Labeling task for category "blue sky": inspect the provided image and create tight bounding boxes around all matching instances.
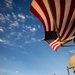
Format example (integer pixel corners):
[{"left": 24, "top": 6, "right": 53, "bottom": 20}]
[{"left": 0, "top": 0, "right": 75, "bottom": 75}]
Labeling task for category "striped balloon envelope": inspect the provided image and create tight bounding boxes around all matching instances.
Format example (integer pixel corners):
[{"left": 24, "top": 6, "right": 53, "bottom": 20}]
[{"left": 30, "top": 0, "right": 75, "bottom": 51}]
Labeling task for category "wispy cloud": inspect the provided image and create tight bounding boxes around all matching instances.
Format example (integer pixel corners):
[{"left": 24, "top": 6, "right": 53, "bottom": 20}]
[
  {"left": 12, "top": 12, "right": 17, "bottom": 20},
  {"left": 69, "top": 49, "right": 75, "bottom": 53},
  {"left": 25, "top": 40, "right": 31, "bottom": 44},
  {"left": 0, "top": 6, "right": 42, "bottom": 49},
  {"left": 38, "top": 25, "right": 41, "bottom": 28},
  {"left": 15, "top": 32, "right": 23, "bottom": 40},
  {"left": 31, "top": 38, "right": 41, "bottom": 42},
  {"left": 30, "top": 27, "right": 36, "bottom": 32},
  {"left": 22, "top": 25, "right": 37, "bottom": 33},
  {"left": 10, "top": 32, "right": 15, "bottom": 35},
  {"left": 0, "top": 26, "right": 4, "bottom": 32},
  {"left": 17, "top": 14, "right": 25, "bottom": 22},
  {"left": 4, "top": 0, "right": 13, "bottom": 9},
  {"left": 0, "top": 13, "right": 5, "bottom": 23},
  {"left": 0, "top": 39, "right": 14, "bottom": 46},
  {"left": 18, "top": 14, "right": 25, "bottom": 20},
  {"left": 0, "top": 68, "right": 25, "bottom": 75},
  {"left": 0, "top": 13, "right": 5, "bottom": 20},
  {"left": 10, "top": 21, "right": 19, "bottom": 27},
  {"left": 25, "top": 15, "right": 35, "bottom": 20},
  {"left": 5, "top": 14, "right": 11, "bottom": 21},
  {"left": 0, "top": 39, "right": 5, "bottom": 42}
]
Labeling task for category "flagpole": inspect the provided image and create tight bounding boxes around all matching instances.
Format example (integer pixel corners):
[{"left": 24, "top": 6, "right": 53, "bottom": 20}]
[{"left": 58, "top": 35, "right": 75, "bottom": 46}]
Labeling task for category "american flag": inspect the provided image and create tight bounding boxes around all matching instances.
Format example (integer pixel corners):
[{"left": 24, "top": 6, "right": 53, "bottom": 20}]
[{"left": 30, "top": 0, "right": 75, "bottom": 51}]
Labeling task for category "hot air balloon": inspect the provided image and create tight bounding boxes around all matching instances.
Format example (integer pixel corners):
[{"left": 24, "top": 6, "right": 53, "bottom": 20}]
[
  {"left": 69, "top": 55, "right": 75, "bottom": 73},
  {"left": 30, "top": 0, "right": 75, "bottom": 51}
]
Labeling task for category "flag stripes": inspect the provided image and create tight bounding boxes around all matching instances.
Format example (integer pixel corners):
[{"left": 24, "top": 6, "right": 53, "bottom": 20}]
[
  {"left": 30, "top": 0, "right": 75, "bottom": 51},
  {"left": 36, "top": 0, "right": 51, "bottom": 31},
  {"left": 30, "top": 0, "right": 55, "bottom": 31},
  {"left": 60, "top": 0, "right": 75, "bottom": 40},
  {"left": 59, "top": 0, "right": 65, "bottom": 34},
  {"left": 50, "top": 0, "right": 75, "bottom": 51}
]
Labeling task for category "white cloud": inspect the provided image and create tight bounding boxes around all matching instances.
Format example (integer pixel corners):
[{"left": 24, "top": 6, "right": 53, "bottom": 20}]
[
  {"left": 18, "top": 14, "right": 25, "bottom": 22},
  {"left": 38, "top": 25, "right": 41, "bottom": 28},
  {"left": 25, "top": 41, "right": 31, "bottom": 44},
  {"left": 0, "top": 69, "right": 25, "bottom": 75},
  {"left": 0, "top": 39, "right": 14, "bottom": 46},
  {"left": 0, "top": 13, "right": 5, "bottom": 20},
  {"left": 0, "top": 13, "right": 5, "bottom": 23},
  {"left": 30, "top": 28, "right": 36, "bottom": 32},
  {"left": 69, "top": 49, "right": 75, "bottom": 53},
  {"left": 0, "top": 39, "right": 4, "bottom": 42},
  {"left": 5, "top": 14, "right": 10, "bottom": 21},
  {"left": 0, "top": 27, "right": 4, "bottom": 32},
  {"left": 26, "top": 15, "right": 35, "bottom": 20},
  {"left": 15, "top": 32, "right": 23, "bottom": 40},
  {"left": 31, "top": 38, "right": 41, "bottom": 42},
  {"left": 23, "top": 25, "right": 37, "bottom": 33},
  {"left": 10, "top": 32, "right": 15, "bottom": 35},
  {"left": 4, "top": 0, "right": 13, "bottom": 9},
  {"left": 25, "top": 26, "right": 31, "bottom": 29},
  {"left": 16, "top": 70, "right": 19, "bottom": 73},
  {"left": 31, "top": 38, "right": 36, "bottom": 42},
  {"left": 11, "top": 21, "right": 19, "bottom": 27},
  {"left": 18, "top": 14, "right": 25, "bottom": 19},
  {"left": 37, "top": 39, "right": 41, "bottom": 42},
  {"left": 12, "top": 12, "right": 17, "bottom": 19}
]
